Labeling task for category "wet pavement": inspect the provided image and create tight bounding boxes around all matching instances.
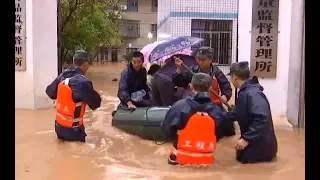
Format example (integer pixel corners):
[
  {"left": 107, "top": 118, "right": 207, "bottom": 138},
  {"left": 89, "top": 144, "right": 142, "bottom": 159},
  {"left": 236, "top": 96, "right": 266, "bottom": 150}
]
[{"left": 15, "top": 63, "right": 305, "bottom": 180}]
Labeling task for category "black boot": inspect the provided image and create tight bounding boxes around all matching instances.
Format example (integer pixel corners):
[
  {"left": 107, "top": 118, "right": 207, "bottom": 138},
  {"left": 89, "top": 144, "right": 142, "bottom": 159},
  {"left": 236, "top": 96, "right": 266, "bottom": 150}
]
[{"left": 167, "top": 154, "right": 179, "bottom": 165}]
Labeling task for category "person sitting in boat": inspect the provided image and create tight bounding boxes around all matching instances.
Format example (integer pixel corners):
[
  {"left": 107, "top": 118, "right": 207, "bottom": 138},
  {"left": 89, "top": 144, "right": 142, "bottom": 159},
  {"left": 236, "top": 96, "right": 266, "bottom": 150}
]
[
  {"left": 225, "top": 62, "right": 278, "bottom": 164},
  {"left": 147, "top": 63, "right": 161, "bottom": 101},
  {"left": 172, "top": 46, "right": 235, "bottom": 136},
  {"left": 117, "top": 51, "right": 151, "bottom": 108},
  {"left": 161, "top": 72, "right": 233, "bottom": 165},
  {"left": 147, "top": 63, "right": 161, "bottom": 91},
  {"left": 150, "top": 56, "right": 180, "bottom": 107}
]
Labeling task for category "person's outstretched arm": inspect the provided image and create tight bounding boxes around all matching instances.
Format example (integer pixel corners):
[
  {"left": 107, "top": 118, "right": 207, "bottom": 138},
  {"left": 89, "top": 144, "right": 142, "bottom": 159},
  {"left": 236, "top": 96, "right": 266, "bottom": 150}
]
[
  {"left": 172, "top": 69, "right": 193, "bottom": 88},
  {"left": 161, "top": 99, "right": 193, "bottom": 139},
  {"left": 75, "top": 79, "right": 101, "bottom": 110},
  {"left": 225, "top": 106, "right": 237, "bottom": 121},
  {"left": 117, "top": 69, "right": 131, "bottom": 105}
]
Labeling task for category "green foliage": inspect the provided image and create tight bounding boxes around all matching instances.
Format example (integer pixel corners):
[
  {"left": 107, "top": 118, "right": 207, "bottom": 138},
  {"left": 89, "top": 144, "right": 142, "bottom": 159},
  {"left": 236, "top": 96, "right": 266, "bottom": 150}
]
[
  {"left": 123, "top": 53, "right": 132, "bottom": 63},
  {"left": 59, "top": 0, "right": 123, "bottom": 61}
]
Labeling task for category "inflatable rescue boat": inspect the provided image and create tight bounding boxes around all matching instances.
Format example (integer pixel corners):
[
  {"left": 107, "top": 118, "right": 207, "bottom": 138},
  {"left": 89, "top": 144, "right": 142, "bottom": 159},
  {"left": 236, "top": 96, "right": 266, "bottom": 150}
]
[
  {"left": 111, "top": 54, "right": 197, "bottom": 141},
  {"left": 111, "top": 107, "right": 170, "bottom": 142}
]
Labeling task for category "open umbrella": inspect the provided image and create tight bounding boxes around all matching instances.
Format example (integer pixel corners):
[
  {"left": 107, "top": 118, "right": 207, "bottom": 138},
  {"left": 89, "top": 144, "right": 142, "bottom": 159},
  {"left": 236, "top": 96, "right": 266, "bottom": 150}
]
[
  {"left": 141, "top": 41, "right": 192, "bottom": 64},
  {"left": 149, "top": 36, "right": 204, "bottom": 62},
  {"left": 140, "top": 41, "right": 165, "bottom": 63},
  {"left": 158, "top": 54, "right": 197, "bottom": 75}
]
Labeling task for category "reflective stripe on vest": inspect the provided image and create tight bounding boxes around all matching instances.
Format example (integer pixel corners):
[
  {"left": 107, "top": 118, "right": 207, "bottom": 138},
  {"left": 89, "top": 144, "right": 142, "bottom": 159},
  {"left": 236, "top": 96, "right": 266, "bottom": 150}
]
[
  {"left": 171, "top": 148, "right": 213, "bottom": 157},
  {"left": 56, "top": 102, "right": 83, "bottom": 124},
  {"left": 55, "top": 75, "right": 86, "bottom": 128},
  {"left": 173, "top": 112, "right": 216, "bottom": 164},
  {"left": 170, "top": 147, "right": 214, "bottom": 165}
]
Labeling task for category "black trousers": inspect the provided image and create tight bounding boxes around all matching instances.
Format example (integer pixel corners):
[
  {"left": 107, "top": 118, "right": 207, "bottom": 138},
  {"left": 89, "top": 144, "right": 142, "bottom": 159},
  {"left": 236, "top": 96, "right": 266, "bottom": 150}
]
[
  {"left": 55, "top": 121, "right": 87, "bottom": 142},
  {"left": 151, "top": 75, "right": 177, "bottom": 106}
]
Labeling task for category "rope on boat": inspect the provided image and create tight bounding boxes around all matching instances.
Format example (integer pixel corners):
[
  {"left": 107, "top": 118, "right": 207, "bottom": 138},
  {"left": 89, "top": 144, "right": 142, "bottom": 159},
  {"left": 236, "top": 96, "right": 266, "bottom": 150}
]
[{"left": 145, "top": 107, "right": 166, "bottom": 145}]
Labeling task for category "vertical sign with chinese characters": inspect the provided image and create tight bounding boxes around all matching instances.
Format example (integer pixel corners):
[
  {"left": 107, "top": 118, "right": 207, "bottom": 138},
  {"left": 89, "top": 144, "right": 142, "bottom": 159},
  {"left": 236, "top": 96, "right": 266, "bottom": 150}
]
[
  {"left": 15, "top": 0, "right": 26, "bottom": 71},
  {"left": 250, "top": 0, "right": 279, "bottom": 78}
]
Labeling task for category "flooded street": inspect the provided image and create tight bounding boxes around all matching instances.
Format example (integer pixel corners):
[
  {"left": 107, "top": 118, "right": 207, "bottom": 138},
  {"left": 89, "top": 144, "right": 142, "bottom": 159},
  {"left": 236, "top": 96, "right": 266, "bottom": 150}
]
[{"left": 15, "top": 63, "right": 305, "bottom": 180}]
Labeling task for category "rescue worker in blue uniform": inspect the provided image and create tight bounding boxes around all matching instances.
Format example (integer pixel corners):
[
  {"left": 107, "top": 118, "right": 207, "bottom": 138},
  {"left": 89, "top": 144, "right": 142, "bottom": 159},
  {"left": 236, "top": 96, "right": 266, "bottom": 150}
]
[
  {"left": 225, "top": 61, "right": 278, "bottom": 163},
  {"left": 162, "top": 73, "right": 234, "bottom": 165},
  {"left": 46, "top": 50, "right": 101, "bottom": 142},
  {"left": 173, "top": 47, "right": 235, "bottom": 137},
  {"left": 118, "top": 51, "right": 151, "bottom": 108}
]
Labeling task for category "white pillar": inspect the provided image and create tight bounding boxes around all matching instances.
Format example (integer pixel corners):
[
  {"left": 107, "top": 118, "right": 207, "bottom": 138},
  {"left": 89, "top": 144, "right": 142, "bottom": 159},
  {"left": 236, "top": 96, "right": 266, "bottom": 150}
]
[
  {"left": 286, "top": 0, "right": 305, "bottom": 126},
  {"left": 15, "top": 0, "right": 57, "bottom": 109}
]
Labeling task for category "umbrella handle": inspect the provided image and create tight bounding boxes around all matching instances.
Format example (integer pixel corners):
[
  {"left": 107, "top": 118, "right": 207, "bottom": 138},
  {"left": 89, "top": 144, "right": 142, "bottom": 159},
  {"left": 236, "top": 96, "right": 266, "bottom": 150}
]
[{"left": 179, "top": 62, "right": 233, "bottom": 110}]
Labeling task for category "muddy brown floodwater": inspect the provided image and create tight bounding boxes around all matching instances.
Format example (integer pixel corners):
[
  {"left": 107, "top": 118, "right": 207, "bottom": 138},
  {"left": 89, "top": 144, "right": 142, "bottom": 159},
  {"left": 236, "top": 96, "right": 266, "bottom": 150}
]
[{"left": 15, "top": 63, "right": 305, "bottom": 180}]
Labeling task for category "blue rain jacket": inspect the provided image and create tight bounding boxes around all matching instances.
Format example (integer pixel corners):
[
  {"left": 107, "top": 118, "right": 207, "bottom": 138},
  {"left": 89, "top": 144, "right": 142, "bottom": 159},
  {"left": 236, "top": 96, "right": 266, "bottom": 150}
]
[
  {"left": 172, "top": 64, "right": 232, "bottom": 101},
  {"left": 117, "top": 63, "right": 150, "bottom": 104},
  {"left": 45, "top": 66, "right": 101, "bottom": 142},
  {"left": 161, "top": 92, "right": 233, "bottom": 148},
  {"left": 225, "top": 77, "right": 278, "bottom": 163}
]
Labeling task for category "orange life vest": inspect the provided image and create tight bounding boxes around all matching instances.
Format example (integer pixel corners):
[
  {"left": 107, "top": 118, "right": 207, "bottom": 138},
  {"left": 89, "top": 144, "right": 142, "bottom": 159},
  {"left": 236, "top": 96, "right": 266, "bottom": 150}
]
[
  {"left": 55, "top": 76, "right": 86, "bottom": 128},
  {"left": 209, "top": 75, "right": 221, "bottom": 104},
  {"left": 170, "top": 112, "right": 217, "bottom": 165}
]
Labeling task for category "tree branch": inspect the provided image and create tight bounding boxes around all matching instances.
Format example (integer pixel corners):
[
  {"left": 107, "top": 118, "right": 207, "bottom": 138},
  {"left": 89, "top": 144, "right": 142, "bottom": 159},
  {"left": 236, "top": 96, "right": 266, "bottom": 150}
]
[{"left": 60, "top": 0, "right": 82, "bottom": 32}]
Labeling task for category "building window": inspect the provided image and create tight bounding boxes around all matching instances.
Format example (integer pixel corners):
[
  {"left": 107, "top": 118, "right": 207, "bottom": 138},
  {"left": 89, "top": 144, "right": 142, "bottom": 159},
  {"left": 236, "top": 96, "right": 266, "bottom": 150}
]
[
  {"left": 152, "top": 0, "right": 158, "bottom": 12},
  {"left": 118, "top": 19, "right": 140, "bottom": 37},
  {"left": 126, "top": 48, "right": 138, "bottom": 55},
  {"left": 191, "top": 19, "right": 233, "bottom": 65},
  {"left": 128, "top": 24, "right": 134, "bottom": 31},
  {"left": 151, "top": 24, "right": 157, "bottom": 37},
  {"left": 99, "top": 47, "right": 109, "bottom": 62},
  {"left": 127, "top": 0, "right": 138, "bottom": 12}
]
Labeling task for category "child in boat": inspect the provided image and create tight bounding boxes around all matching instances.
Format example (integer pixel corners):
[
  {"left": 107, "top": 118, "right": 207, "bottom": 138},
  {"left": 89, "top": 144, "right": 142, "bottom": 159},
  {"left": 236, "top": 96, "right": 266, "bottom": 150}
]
[{"left": 147, "top": 64, "right": 161, "bottom": 91}]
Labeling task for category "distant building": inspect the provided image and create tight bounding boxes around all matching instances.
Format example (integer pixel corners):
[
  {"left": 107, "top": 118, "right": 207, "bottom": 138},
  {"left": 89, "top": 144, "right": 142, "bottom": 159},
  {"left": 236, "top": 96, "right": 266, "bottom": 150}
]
[
  {"left": 97, "top": 0, "right": 158, "bottom": 62},
  {"left": 157, "top": 0, "right": 238, "bottom": 73}
]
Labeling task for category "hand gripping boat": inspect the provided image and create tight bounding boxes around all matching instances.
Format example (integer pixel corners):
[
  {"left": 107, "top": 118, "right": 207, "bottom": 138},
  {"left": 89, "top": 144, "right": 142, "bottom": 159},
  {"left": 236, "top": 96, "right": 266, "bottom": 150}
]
[{"left": 111, "top": 107, "right": 171, "bottom": 142}]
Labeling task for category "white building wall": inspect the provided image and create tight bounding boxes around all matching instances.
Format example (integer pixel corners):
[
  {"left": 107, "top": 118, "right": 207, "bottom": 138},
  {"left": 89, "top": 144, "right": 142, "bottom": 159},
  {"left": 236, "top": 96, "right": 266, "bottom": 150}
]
[
  {"left": 158, "top": 0, "right": 304, "bottom": 122},
  {"left": 238, "top": 0, "right": 293, "bottom": 116},
  {"left": 286, "top": 0, "right": 305, "bottom": 126},
  {"left": 170, "top": 0, "right": 238, "bottom": 13},
  {"left": 15, "top": 0, "right": 57, "bottom": 109},
  {"left": 157, "top": 0, "right": 171, "bottom": 41},
  {"left": 157, "top": 0, "right": 238, "bottom": 73}
]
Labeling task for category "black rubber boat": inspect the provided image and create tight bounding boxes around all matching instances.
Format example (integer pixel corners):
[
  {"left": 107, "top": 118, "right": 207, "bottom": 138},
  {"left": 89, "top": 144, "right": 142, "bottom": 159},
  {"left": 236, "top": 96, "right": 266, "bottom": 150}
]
[{"left": 111, "top": 107, "right": 170, "bottom": 142}]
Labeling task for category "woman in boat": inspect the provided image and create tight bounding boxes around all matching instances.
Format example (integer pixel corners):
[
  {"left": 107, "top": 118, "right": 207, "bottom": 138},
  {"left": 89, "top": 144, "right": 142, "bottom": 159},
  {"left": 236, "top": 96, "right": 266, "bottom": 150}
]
[
  {"left": 151, "top": 56, "right": 179, "bottom": 107},
  {"left": 147, "top": 64, "right": 161, "bottom": 91}
]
